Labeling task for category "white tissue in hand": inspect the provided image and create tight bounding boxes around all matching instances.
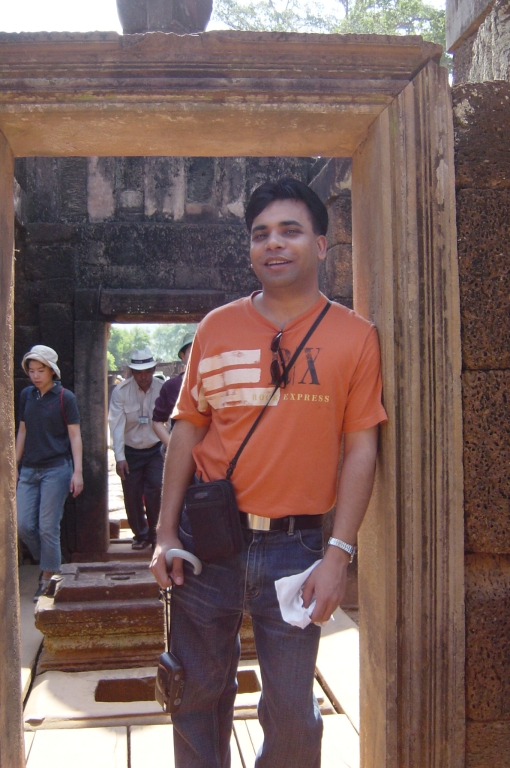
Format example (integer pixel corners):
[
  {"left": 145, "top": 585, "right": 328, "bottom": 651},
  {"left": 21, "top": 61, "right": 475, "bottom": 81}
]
[{"left": 275, "top": 560, "right": 333, "bottom": 629}]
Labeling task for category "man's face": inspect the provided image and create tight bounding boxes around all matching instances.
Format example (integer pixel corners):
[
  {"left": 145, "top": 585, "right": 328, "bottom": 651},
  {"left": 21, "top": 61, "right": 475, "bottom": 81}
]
[
  {"left": 132, "top": 366, "right": 155, "bottom": 392},
  {"left": 180, "top": 345, "right": 192, "bottom": 366},
  {"left": 249, "top": 199, "right": 327, "bottom": 293}
]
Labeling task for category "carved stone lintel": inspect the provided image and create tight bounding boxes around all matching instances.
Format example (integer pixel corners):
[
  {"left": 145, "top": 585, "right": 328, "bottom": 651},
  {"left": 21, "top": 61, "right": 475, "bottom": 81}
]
[{"left": 99, "top": 288, "right": 225, "bottom": 322}]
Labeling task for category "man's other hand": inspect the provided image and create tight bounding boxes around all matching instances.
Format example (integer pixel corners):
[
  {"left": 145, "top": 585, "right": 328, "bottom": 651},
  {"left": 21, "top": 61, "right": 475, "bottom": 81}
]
[
  {"left": 116, "top": 460, "right": 129, "bottom": 480},
  {"left": 301, "top": 546, "right": 351, "bottom": 623},
  {"left": 150, "top": 536, "right": 185, "bottom": 589}
]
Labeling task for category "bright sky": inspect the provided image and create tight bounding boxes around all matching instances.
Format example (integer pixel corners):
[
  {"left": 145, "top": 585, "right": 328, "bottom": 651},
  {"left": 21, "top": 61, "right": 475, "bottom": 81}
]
[{"left": 1, "top": 0, "right": 444, "bottom": 34}]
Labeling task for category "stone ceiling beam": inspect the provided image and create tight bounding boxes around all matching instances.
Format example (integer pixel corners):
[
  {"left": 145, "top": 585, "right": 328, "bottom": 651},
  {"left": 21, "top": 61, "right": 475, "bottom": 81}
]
[{"left": 0, "top": 31, "right": 442, "bottom": 158}]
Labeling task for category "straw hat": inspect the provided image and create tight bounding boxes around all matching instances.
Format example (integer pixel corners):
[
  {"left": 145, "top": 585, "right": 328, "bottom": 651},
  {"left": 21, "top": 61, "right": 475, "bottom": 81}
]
[{"left": 128, "top": 348, "right": 157, "bottom": 371}]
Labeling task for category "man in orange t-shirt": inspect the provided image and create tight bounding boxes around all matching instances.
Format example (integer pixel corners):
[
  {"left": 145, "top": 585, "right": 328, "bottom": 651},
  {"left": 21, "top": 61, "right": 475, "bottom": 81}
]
[{"left": 151, "top": 178, "right": 387, "bottom": 768}]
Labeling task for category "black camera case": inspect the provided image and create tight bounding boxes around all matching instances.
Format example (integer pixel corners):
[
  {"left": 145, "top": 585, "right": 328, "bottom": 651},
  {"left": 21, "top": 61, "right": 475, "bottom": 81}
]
[{"left": 155, "top": 650, "right": 185, "bottom": 714}]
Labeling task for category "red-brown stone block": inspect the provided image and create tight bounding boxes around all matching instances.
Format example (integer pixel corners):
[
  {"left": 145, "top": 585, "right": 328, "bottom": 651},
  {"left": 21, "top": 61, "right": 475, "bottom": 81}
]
[
  {"left": 462, "top": 371, "right": 510, "bottom": 553},
  {"left": 462, "top": 371, "right": 510, "bottom": 554},
  {"left": 466, "top": 721, "right": 510, "bottom": 768},
  {"left": 453, "top": 82, "right": 510, "bottom": 190},
  {"left": 327, "top": 191, "right": 352, "bottom": 247},
  {"left": 456, "top": 189, "right": 510, "bottom": 278},
  {"left": 325, "top": 244, "right": 353, "bottom": 300},
  {"left": 460, "top": 275, "right": 510, "bottom": 370},
  {"left": 465, "top": 554, "right": 510, "bottom": 720}
]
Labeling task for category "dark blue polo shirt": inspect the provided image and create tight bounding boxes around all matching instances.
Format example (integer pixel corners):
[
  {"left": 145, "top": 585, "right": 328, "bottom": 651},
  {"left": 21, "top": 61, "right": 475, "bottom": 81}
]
[{"left": 19, "top": 383, "right": 80, "bottom": 468}]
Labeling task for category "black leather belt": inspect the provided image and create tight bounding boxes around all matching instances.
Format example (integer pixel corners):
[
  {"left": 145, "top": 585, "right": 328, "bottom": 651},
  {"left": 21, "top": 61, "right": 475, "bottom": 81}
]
[{"left": 239, "top": 512, "right": 324, "bottom": 532}]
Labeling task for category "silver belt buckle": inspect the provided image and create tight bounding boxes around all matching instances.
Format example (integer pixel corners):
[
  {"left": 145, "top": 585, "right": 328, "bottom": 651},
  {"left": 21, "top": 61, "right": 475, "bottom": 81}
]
[{"left": 246, "top": 513, "right": 272, "bottom": 531}]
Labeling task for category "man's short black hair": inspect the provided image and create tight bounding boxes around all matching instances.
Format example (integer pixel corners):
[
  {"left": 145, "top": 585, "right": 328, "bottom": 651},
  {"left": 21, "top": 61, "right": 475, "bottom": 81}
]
[{"left": 245, "top": 177, "right": 328, "bottom": 236}]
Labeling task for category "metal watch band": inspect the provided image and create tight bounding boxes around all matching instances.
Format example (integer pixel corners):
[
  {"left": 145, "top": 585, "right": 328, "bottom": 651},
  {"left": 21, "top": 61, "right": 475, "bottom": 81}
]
[{"left": 328, "top": 537, "right": 357, "bottom": 561}]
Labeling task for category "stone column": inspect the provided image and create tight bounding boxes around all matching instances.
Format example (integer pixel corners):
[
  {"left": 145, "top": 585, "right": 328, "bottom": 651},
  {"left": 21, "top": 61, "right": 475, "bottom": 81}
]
[
  {"left": 73, "top": 321, "right": 109, "bottom": 556},
  {"left": 0, "top": 131, "right": 24, "bottom": 765},
  {"left": 352, "top": 61, "right": 465, "bottom": 768}
]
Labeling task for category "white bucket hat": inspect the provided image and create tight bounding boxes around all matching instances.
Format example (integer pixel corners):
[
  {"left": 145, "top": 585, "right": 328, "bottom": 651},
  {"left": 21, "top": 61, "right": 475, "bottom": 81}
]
[
  {"left": 22, "top": 345, "right": 61, "bottom": 379},
  {"left": 128, "top": 347, "right": 157, "bottom": 371}
]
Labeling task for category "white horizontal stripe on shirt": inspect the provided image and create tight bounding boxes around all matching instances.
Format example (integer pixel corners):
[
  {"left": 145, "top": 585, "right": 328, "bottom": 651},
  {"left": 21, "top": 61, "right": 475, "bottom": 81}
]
[
  {"left": 198, "top": 349, "right": 261, "bottom": 375},
  {"left": 206, "top": 387, "right": 280, "bottom": 410},
  {"left": 201, "top": 367, "right": 262, "bottom": 393}
]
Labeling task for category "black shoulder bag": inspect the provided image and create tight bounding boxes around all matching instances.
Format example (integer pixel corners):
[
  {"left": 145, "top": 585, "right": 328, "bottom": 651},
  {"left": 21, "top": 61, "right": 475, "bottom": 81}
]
[{"left": 184, "top": 301, "right": 331, "bottom": 561}]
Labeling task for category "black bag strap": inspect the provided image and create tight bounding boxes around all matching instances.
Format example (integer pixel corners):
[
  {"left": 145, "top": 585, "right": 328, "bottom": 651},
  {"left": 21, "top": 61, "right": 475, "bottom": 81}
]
[{"left": 225, "top": 300, "right": 331, "bottom": 480}]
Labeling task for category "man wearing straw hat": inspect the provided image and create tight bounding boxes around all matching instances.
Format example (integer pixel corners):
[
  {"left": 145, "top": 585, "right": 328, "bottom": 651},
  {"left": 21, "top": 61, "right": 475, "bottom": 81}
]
[{"left": 108, "top": 347, "right": 164, "bottom": 550}]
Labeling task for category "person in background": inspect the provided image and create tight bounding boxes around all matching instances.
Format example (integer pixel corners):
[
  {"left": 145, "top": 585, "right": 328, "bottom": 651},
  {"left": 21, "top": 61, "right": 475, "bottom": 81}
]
[
  {"left": 152, "top": 331, "right": 195, "bottom": 449},
  {"left": 108, "top": 347, "right": 164, "bottom": 550},
  {"left": 16, "top": 345, "right": 83, "bottom": 602}
]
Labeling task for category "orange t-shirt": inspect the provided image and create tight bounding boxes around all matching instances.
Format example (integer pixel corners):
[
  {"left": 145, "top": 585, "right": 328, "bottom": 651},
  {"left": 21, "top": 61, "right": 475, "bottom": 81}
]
[{"left": 173, "top": 293, "right": 387, "bottom": 518}]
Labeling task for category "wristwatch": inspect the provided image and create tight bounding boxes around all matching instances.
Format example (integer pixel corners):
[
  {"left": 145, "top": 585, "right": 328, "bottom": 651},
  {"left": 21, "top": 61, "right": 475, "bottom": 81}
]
[{"left": 328, "top": 537, "right": 357, "bottom": 562}]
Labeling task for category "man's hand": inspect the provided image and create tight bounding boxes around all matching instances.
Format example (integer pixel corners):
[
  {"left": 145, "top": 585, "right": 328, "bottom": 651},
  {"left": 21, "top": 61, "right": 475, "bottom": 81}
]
[
  {"left": 301, "top": 546, "right": 351, "bottom": 623},
  {"left": 150, "top": 535, "right": 185, "bottom": 589},
  {"left": 70, "top": 470, "right": 84, "bottom": 497},
  {"left": 116, "top": 460, "right": 129, "bottom": 480}
]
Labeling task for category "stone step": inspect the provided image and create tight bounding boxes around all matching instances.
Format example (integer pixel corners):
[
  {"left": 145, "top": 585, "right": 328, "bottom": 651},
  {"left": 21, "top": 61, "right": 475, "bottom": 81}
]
[{"left": 34, "top": 562, "right": 164, "bottom": 673}]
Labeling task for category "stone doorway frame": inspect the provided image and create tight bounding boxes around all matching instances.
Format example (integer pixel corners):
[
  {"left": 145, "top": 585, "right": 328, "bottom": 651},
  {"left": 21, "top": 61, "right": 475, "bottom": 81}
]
[{"left": 0, "top": 31, "right": 464, "bottom": 768}]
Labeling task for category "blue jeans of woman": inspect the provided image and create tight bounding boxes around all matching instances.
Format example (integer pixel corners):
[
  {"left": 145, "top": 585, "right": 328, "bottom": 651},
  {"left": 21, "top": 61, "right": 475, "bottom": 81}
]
[
  {"left": 16, "top": 460, "right": 73, "bottom": 573},
  {"left": 170, "top": 508, "right": 324, "bottom": 768}
]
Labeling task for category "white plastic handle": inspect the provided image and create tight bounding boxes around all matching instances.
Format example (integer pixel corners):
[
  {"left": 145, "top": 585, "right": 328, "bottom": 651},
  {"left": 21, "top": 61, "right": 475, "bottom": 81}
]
[{"left": 165, "top": 548, "right": 202, "bottom": 576}]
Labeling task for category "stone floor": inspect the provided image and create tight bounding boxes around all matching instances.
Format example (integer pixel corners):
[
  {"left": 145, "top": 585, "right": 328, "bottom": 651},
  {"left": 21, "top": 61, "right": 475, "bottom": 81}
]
[
  {"left": 21, "top": 570, "right": 360, "bottom": 766},
  {"left": 24, "top": 714, "right": 359, "bottom": 767},
  {"left": 20, "top": 449, "right": 361, "bottom": 766}
]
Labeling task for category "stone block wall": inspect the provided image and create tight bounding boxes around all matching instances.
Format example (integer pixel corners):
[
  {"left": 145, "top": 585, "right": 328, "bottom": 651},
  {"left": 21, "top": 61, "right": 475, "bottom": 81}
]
[
  {"left": 311, "top": 158, "right": 353, "bottom": 309},
  {"left": 453, "top": 81, "right": 510, "bottom": 767},
  {"left": 451, "top": 0, "right": 510, "bottom": 83}
]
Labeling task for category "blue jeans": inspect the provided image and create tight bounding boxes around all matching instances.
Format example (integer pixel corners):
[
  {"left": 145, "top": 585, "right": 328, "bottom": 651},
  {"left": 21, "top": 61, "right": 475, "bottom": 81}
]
[
  {"left": 17, "top": 461, "right": 73, "bottom": 573},
  {"left": 171, "top": 509, "right": 324, "bottom": 768}
]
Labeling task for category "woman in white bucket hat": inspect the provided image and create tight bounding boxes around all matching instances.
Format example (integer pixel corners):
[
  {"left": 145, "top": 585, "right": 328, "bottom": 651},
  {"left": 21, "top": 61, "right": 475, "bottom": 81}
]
[{"left": 16, "top": 345, "right": 83, "bottom": 602}]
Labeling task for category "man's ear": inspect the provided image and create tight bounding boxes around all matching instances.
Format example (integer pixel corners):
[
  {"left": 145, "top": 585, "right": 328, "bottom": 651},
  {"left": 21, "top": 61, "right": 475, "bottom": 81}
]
[{"left": 317, "top": 235, "right": 328, "bottom": 262}]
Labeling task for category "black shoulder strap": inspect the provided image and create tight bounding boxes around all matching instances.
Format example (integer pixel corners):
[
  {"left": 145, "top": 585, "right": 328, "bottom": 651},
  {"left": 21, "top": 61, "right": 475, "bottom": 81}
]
[{"left": 226, "top": 300, "right": 331, "bottom": 480}]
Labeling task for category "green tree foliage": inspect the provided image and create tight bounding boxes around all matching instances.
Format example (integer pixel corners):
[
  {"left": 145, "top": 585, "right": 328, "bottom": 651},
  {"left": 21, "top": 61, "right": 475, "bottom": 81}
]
[
  {"left": 336, "top": 0, "right": 445, "bottom": 43},
  {"left": 107, "top": 350, "right": 116, "bottom": 371},
  {"left": 107, "top": 324, "right": 197, "bottom": 370},
  {"left": 212, "top": 0, "right": 338, "bottom": 32},
  {"left": 151, "top": 324, "right": 198, "bottom": 362},
  {"left": 107, "top": 326, "right": 152, "bottom": 370},
  {"left": 212, "top": 0, "right": 448, "bottom": 65}
]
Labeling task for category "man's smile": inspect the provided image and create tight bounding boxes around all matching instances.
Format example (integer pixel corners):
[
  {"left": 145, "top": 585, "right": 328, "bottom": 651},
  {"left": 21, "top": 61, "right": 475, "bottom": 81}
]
[{"left": 264, "top": 258, "right": 293, "bottom": 267}]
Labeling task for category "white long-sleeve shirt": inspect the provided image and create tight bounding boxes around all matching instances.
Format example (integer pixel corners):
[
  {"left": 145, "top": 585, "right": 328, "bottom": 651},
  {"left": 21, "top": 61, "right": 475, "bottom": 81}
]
[{"left": 108, "top": 376, "right": 164, "bottom": 462}]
